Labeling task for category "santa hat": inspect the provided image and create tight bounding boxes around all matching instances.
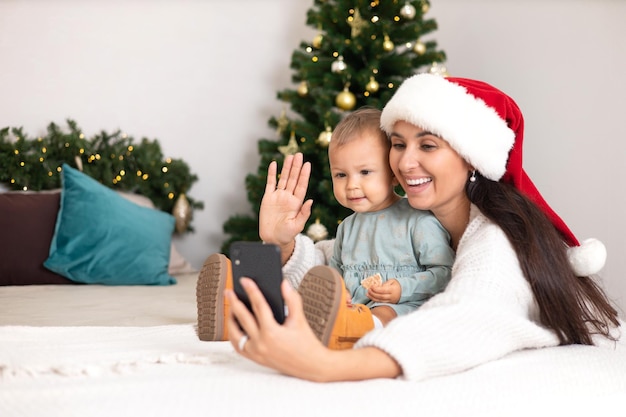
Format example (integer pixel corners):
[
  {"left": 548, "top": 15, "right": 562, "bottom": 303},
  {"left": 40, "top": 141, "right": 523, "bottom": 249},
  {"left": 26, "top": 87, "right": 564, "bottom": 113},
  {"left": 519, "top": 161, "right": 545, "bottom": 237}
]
[{"left": 380, "top": 73, "right": 606, "bottom": 276}]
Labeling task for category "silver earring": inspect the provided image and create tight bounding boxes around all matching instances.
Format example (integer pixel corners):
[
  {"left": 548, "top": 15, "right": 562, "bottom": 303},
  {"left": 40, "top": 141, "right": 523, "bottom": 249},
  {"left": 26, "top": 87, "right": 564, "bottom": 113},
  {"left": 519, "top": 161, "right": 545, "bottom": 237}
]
[{"left": 469, "top": 170, "right": 476, "bottom": 182}]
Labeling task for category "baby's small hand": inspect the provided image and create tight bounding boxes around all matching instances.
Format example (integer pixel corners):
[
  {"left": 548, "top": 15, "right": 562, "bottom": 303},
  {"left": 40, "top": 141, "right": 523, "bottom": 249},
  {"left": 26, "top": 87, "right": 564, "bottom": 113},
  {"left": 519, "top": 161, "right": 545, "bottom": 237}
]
[{"left": 367, "top": 279, "right": 401, "bottom": 304}]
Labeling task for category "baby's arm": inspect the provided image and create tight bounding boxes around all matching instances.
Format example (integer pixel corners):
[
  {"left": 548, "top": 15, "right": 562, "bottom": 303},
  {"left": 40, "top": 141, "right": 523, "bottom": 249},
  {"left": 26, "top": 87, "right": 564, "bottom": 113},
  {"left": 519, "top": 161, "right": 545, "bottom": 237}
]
[
  {"left": 395, "top": 215, "right": 455, "bottom": 305},
  {"left": 394, "top": 267, "right": 451, "bottom": 305}
]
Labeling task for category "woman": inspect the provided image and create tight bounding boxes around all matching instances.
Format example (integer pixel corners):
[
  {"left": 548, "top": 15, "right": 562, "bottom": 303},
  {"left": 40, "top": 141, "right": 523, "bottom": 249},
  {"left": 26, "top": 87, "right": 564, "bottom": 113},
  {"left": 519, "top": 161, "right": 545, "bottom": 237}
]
[{"left": 223, "top": 74, "right": 621, "bottom": 382}]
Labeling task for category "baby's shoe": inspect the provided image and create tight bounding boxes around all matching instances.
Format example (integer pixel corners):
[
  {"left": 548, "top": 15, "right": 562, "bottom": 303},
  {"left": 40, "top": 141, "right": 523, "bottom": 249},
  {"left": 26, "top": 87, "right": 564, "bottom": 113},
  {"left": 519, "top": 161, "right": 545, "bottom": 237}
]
[
  {"left": 197, "top": 253, "right": 232, "bottom": 341},
  {"left": 299, "top": 265, "right": 374, "bottom": 350}
]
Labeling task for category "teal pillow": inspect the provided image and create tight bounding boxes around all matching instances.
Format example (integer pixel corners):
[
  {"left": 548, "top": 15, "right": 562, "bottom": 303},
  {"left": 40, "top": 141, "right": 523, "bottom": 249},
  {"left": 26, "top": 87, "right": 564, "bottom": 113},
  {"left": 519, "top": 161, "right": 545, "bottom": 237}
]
[{"left": 44, "top": 164, "right": 176, "bottom": 285}]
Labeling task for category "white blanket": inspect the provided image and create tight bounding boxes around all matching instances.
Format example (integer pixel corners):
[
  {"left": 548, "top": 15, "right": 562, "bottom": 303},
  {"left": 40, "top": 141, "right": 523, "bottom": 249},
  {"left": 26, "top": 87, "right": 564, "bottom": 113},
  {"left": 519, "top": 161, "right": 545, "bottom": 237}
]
[
  {"left": 0, "top": 324, "right": 214, "bottom": 377},
  {"left": 2, "top": 323, "right": 626, "bottom": 417}
]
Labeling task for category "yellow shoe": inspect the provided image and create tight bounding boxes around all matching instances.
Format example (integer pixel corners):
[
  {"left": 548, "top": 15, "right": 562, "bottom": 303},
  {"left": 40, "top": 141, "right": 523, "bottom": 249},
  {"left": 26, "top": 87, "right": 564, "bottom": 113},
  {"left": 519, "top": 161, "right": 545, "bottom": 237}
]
[
  {"left": 299, "top": 266, "right": 374, "bottom": 350},
  {"left": 196, "top": 253, "right": 232, "bottom": 341}
]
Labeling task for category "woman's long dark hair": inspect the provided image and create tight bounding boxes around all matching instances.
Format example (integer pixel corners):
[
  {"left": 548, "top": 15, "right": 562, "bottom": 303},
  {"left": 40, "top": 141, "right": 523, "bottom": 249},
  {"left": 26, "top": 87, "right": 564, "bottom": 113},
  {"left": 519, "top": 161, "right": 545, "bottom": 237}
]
[{"left": 467, "top": 173, "right": 619, "bottom": 345}]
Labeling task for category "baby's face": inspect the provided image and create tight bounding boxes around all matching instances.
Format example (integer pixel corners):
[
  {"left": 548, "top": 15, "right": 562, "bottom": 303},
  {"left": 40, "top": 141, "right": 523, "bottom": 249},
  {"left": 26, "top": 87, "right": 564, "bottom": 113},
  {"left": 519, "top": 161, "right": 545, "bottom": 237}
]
[{"left": 329, "top": 132, "right": 397, "bottom": 213}]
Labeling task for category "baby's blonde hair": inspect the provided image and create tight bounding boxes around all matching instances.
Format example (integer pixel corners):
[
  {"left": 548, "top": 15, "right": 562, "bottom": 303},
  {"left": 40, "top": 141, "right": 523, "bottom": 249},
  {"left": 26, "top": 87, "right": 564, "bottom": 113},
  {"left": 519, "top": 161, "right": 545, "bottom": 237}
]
[{"left": 329, "top": 107, "right": 388, "bottom": 151}]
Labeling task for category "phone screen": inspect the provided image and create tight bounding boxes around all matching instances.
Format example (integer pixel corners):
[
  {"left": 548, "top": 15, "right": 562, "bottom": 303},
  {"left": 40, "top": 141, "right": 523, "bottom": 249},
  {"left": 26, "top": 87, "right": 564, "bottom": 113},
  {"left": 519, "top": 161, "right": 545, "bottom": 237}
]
[{"left": 230, "top": 241, "right": 285, "bottom": 324}]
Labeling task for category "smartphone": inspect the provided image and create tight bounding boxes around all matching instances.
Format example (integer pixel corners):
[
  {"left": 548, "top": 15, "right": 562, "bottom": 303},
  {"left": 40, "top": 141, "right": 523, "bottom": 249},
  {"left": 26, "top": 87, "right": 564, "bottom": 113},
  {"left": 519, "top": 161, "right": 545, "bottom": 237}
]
[{"left": 230, "top": 241, "right": 285, "bottom": 324}]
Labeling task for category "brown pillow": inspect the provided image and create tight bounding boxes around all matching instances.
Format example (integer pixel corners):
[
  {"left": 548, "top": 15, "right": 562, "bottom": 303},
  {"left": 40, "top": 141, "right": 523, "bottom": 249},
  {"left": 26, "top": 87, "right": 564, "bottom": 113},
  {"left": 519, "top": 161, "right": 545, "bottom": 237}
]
[{"left": 0, "top": 192, "right": 75, "bottom": 285}]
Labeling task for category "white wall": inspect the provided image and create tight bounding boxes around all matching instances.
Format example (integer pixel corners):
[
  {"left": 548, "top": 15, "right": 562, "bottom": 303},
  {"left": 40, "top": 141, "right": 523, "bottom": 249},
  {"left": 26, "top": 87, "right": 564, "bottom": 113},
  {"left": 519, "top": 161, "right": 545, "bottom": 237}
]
[{"left": 1, "top": 0, "right": 624, "bottom": 313}]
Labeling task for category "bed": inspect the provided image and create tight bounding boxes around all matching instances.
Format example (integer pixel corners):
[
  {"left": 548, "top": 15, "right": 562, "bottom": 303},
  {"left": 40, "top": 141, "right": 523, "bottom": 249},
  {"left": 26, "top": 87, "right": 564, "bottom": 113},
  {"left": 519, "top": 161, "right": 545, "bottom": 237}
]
[
  {"left": 2, "top": 172, "right": 626, "bottom": 416},
  {"left": 2, "top": 271, "right": 626, "bottom": 417}
]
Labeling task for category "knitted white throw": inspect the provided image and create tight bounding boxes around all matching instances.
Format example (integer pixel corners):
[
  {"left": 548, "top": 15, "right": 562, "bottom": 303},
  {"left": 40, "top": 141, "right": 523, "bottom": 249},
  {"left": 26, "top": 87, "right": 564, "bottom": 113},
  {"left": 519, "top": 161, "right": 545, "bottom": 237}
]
[
  {"left": 1, "top": 324, "right": 626, "bottom": 417},
  {"left": 0, "top": 324, "right": 223, "bottom": 377}
]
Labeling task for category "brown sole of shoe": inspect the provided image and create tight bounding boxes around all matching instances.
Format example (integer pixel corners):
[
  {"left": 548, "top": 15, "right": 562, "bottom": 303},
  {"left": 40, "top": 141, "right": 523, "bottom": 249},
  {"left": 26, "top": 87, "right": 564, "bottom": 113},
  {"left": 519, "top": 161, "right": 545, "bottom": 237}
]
[
  {"left": 196, "top": 253, "right": 229, "bottom": 341},
  {"left": 298, "top": 266, "right": 343, "bottom": 346}
]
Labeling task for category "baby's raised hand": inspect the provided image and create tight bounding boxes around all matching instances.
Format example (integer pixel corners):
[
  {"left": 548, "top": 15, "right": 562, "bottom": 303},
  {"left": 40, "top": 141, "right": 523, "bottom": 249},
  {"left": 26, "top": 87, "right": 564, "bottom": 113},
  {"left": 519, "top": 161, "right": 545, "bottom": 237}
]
[{"left": 259, "top": 153, "right": 313, "bottom": 248}]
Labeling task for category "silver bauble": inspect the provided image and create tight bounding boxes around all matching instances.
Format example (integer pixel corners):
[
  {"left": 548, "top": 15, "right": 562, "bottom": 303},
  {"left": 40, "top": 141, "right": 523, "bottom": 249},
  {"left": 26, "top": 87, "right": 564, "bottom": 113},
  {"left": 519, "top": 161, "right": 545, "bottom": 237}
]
[
  {"left": 400, "top": 3, "right": 416, "bottom": 20},
  {"left": 331, "top": 56, "right": 348, "bottom": 73}
]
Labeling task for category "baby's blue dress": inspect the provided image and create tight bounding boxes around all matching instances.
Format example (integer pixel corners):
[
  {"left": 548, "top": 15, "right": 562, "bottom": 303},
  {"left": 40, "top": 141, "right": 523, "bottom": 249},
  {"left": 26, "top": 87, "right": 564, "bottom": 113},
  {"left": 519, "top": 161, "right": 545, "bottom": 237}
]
[{"left": 329, "top": 198, "right": 455, "bottom": 316}]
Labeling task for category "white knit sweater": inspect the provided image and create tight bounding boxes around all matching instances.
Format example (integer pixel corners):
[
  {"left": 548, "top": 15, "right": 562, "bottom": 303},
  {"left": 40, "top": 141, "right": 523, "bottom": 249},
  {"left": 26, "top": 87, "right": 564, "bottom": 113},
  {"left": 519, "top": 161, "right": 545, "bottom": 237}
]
[{"left": 283, "top": 204, "right": 620, "bottom": 381}]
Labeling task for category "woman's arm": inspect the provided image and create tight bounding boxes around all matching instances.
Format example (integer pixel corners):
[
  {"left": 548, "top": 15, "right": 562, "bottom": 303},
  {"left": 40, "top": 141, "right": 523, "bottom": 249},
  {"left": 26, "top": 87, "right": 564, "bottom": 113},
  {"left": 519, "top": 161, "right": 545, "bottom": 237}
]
[{"left": 226, "top": 278, "right": 402, "bottom": 382}]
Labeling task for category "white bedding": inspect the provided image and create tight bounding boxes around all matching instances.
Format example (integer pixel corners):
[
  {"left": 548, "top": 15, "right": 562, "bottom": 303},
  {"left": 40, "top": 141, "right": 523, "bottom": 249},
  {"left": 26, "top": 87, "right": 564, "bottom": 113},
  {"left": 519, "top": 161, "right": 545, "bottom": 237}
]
[
  {"left": 0, "top": 272, "right": 199, "bottom": 327},
  {"left": 2, "top": 272, "right": 626, "bottom": 417}
]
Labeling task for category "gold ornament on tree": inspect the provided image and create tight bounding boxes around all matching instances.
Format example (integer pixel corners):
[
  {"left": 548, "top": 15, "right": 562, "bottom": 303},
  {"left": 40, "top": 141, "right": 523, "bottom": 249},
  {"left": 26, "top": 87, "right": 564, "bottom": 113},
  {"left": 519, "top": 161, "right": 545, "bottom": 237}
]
[
  {"left": 173, "top": 193, "right": 192, "bottom": 234},
  {"left": 382, "top": 35, "right": 394, "bottom": 52},
  {"left": 347, "top": 8, "right": 368, "bottom": 38},
  {"left": 312, "top": 33, "right": 323, "bottom": 49},
  {"left": 297, "top": 81, "right": 309, "bottom": 97},
  {"left": 335, "top": 84, "right": 356, "bottom": 111},
  {"left": 413, "top": 40, "right": 426, "bottom": 55},
  {"left": 276, "top": 108, "right": 289, "bottom": 137},
  {"left": 422, "top": 1, "right": 430, "bottom": 14},
  {"left": 316, "top": 126, "right": 333, "bottom": 148},
  {"left": 306, "top": 219, "right": 328, "bottom": 242},
  {"left": 366, "top": 76, "right": 379, "bottom": 93},
  {"left": 278, "top": 131, "right": 300, "bottom": 156}
]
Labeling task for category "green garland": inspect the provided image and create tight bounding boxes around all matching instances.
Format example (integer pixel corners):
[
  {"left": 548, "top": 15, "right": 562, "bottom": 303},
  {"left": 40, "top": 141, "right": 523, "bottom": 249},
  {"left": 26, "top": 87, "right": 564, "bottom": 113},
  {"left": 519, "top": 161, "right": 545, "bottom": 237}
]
[{"left": 0, "top": 119, "right": 203, "bottom": 232}]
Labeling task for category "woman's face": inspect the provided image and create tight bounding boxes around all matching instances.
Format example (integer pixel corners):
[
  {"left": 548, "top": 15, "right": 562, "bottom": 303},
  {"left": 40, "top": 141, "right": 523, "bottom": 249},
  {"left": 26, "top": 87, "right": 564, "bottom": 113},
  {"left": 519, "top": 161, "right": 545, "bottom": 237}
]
[{"left": 388, "top": 120, "right": 472, "bottom": 219}]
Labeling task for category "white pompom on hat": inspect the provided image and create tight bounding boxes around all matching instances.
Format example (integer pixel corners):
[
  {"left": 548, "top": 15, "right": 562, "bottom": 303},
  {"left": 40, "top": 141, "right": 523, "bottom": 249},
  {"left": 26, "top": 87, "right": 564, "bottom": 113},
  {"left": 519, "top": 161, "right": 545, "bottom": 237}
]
[
  {"left": 567, "top": 238, "right": 607, "bottom": 278},
  {"left": 381, "top": 73, "right": 606, "bottom": 276}
]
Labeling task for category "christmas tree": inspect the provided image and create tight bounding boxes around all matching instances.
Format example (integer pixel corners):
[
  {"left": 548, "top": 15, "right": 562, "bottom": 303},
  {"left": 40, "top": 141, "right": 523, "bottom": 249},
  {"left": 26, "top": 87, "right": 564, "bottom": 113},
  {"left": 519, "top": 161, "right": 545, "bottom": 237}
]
[
  {"left": 0, "top": 119, "right": 203, "bottom": 232},
  {"left": 221, "top": 0, "right": 447, "bottom": 252}
]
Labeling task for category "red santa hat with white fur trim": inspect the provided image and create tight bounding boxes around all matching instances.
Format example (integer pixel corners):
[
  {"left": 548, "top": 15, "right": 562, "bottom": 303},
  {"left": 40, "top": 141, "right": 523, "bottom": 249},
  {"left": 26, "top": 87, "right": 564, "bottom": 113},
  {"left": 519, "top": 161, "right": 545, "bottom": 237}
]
[{"left": 380, "top": 73, "right": 606, "bottom": 276}]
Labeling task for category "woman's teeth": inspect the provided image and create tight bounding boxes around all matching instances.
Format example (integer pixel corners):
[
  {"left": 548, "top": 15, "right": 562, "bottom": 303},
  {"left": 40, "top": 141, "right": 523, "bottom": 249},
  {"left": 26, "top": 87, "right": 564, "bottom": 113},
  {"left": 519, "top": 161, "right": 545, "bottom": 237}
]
[{"left": 406, "top": 177, "right": 432, "bottom": 186}]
